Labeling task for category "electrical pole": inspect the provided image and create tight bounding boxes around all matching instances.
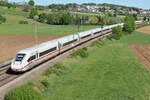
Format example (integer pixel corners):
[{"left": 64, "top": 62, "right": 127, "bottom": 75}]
[{"left": 34, "top": 23, "right": 38, "bottom": 46}]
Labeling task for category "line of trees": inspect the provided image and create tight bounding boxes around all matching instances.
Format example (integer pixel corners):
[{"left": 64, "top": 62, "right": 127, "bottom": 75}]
[
  {"left": 30, "top": 11, "right": 118, "bottom": 25},
  {"left": 109, "top": 14, "right": 136, "bottom": 40},
  {"left": 0, "top": 1, "right": 16, "bottom": 9}
]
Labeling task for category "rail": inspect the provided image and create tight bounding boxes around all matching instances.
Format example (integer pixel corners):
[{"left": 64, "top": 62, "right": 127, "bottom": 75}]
[{"left": 0, "top": 61, "right": 11, "bottom": 71}]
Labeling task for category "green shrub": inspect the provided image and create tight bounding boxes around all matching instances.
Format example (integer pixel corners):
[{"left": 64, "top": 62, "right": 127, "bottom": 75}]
[
  {"left": 39, "top": 13, "right": 47, "bottom": 23},
  {"left": 43, "top": 63, "right": 65, "bottom": 77},
  {"left": 123, "top": 14, "right": 136, "bottom": 34},
  {"left": 19, "top": 20, "right": 28, "bottom": 24},
  {"left": 51, "top": 67, "right": 62, "bottom": 75},
  {"left": 106, "top": 35, "right": 113, "bottom": 40},
  {"left": 43, "top": 68, "right": 52, "bottom": 76},
  {"left": 90, "top": 40, "right": 104, "bottom": 47},
  {"left": 40, "top": 76, "right": 50, "bottom": 88},
  {"left": 29, "top": 8, "right": 38, "bottom": 19},
  {"left": 89, "top": 16, "right": 99, "bottom": 25},
  {"left": 54, "top": 63, "right": 65, "bottom": 70},
  {"left": 112, "top": 26, "right": 122, "bottom": 40},
  {"left": 0, "top": 15, "right": 6, "bottom": 24},
  {"left": 5, "top": 84, "right": 43, "bottom": 100},
  {"left": 82, "top": 47, "right": 88, "bottom": 51},
  {"left": 71, "top": 48, "right": 88, "bottom": 58}
]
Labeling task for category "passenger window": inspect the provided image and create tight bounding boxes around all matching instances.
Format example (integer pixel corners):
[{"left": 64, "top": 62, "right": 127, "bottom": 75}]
[{"left": 28, "top": 55, "right": 36, "bottom": 62}]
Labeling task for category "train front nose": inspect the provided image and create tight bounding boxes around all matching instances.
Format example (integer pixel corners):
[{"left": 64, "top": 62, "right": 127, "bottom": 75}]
[
  {"left": 11, "top": 61, "right": 23, "bottom": 71},
  {"left": 11, "top": 53, "right": 26, "bottom": 72}
]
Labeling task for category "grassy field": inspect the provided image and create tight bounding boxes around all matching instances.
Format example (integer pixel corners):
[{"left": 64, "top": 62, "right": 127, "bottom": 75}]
[
  {"left": 41, "top": 31, "right": 150, "bottom": 100},
  {"left": 0, "top": 6, "right": 28, "bottom": 17},
  {"left": 0, "top": 24, "right": 99, "bottom": 35},
  {"left": 3, "top": 14, "right": 39, "bottom": 24}
]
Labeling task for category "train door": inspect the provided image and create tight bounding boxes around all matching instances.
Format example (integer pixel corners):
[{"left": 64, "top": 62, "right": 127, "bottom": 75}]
[
  {"left": 58, "top": 42, "right": 62, "bottom": 54},
  {"left": 36, "top": 51, "right": 38, "bottom": 58}
]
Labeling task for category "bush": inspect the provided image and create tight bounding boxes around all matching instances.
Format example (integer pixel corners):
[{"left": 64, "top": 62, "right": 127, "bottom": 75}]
[
  {"left": 54, "top": 63, "right": 65, "bottom": 70},
  {"left": 43, "top": 68, "right": 52, "bottom": 76},
  {"left": 123, "top": 14, "right": 136, "bottom": 34},
  {"left": 5, "top": 84, "right": 43, "bottom": 100},
  {"left": 19, "top": 20, "right": 28, "bottom": 24},
  {"left": 0, "top": 15, "right": 6, "bottom": 24},
  {"left": 106, "top": 34, "right": 113, "bottom": 40},
  {"left": 89, "top": 16, "right": 99, "bottom": 25},
  {"left": 90, "top": 40, "right": 104, "bottom": 47},
  {"left": 46, "top": 12, "right": 71, "bottom": 25},
  {"left": 43, "top": 63, "right": 65, "bottom": 76},
  {"left": 61, "top": 13, "right": 71, "bottom": 25},
  {"left": 29, "top": 8, "right": 38, "bottom": 19},
  {"left": 71, "top": 48, "right": 88, "bottom": 58},
  {"left": 39, "top": 13, "right": 47, "bottom": 23},
  {"left": 112, "top": 26, "right": 122, "bottom": 40},
  {"left": 40, "top": 76, "right": 50, "bottom": 88}
]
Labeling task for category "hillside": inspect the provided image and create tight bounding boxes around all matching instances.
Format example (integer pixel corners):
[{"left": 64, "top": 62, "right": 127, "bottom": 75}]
[{"left": 0, "top": 6, "right": 37, "bottom": 24}]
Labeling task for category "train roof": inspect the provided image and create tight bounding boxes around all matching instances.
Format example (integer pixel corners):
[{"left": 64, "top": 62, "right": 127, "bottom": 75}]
[
  {"left": 17, "top": 22, "right": 136, "bottom": 54},
  {"left": 18, "top": 39, "right": 58, "bottom": 54}
]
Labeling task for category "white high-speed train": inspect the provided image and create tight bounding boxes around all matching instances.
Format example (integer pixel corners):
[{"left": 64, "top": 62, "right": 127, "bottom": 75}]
[{"left": 11, "top": 21, "right": 143, "bottom": 72}]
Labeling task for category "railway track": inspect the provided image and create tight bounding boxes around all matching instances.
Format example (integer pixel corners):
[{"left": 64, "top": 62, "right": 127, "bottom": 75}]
[
  {"left": 0, "top": 30, "right": 111, "bottom": 88},
  {"left": 0, "top": 65, "right": 21, "bottom": 87}
]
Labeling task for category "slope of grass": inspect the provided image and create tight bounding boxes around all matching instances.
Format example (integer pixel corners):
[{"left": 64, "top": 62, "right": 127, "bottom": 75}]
[
  {"left": 3, "top": 14, "right": 39, "bottom": 24},
  {"left": 120, "top": 31, "right": 150, "bottom": 44},
  {"left": 0, "top": 24, "right": 99, "bottom": 35},
  {"left": 43, "top": 32, "right": 150, "bottom": 100},
  {"left": 0, "top": 6, "right": 28, "bottom": 17}
]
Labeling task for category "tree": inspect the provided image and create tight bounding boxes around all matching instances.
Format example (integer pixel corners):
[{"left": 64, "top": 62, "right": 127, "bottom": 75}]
[
  {"left": 29, "top": 8, "right": 38, "bottom": 19},
  {"left": 61, "top": 13, "right": 71, "bottom": 25},
  {"left": 28, "top": 0, "right": 34, "bottom": 6},
  {"left": 39, "top": 13, "right": 47, "bottom": 23},
  {"left": 112, "top": 26, "right": 122, "bottom": 40},
  {"left": 123, "top": 14, "right": 135, "bottom": 34},
  {"left": 133, "top": 14, "right": 137, "bottom": 20},
  {"left": 0, "top": 15, "right": 6, "bottom": 24},
  {"left": 7, "top": 3, "right": 12, "bottom": 9},
  {"left": 143, "top": 16, "right": 147, "bottom": 21},
  {"left": 99, "top": 16, "right": 105, "bottom": 28}
]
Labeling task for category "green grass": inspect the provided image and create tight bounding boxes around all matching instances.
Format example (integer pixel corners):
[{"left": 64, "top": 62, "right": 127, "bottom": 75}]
[
  {"left": 0, "top": 6, "right": 28, "bottom": 17},
  {"left": 3, "top": 14, "right": 39, "bottom": 24},
  {"left": 120, "top": 31, "right": 150, "bottom": 44},
  {"left": 0, "top": 24, "right": 99, "bottom": 35},
  {"left": 42, "top": 32, "right": 150, "bottom": 100}
]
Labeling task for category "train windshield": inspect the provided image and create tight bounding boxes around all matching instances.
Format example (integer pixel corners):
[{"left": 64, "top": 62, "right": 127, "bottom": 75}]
[{"left": 15, "top": 53, "right": 26, "bottom": 62}]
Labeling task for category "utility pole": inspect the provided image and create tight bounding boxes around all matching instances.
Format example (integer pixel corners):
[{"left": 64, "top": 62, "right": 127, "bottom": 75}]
[{"left": 34, "top": 23, "right": 38, "bottom": 46}]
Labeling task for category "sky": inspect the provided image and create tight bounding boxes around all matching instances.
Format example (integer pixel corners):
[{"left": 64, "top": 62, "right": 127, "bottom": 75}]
[{"left": 9, "top": 0, "right": 150, "bottom": 9}]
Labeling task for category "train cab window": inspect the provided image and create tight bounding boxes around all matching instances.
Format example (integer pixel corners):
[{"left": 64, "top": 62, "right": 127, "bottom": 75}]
[
  {"left": 63, "top": 39, "right": 77, "bottom": 47},
  {"left": 27, "top": 55, "right": 36, "bottom": 62},
  {"left": 15, "top": 54, "right": 26, "bottom": 62},
  {"left": 39, "top": 47, "right": 57, "bottom": 57}
]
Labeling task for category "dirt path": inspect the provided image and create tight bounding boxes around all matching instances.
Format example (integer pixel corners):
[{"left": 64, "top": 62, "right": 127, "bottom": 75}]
[
  {"left": 129, "top": 44, "right": 150, "bottom": 70},
  {"left": 0, "top": 35, "right": 62, "bottom": 63},
  {"left": 136, "top": 25, "right": 150, "bottom": 34}
]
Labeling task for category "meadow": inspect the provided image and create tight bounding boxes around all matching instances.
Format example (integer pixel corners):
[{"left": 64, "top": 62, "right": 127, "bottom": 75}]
[
  {"left": 42, "top": 31, "right": 150, "bottom": 100},
  {"left": 0, "top": 24, "right": 99, "bottom": 35}
]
